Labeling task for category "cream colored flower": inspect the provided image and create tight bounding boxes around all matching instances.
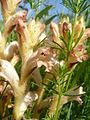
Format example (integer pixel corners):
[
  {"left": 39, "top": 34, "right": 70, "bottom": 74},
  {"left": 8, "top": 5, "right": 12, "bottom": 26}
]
[
  {"left": 16, "top": 18, "right": 45, "bottom": 61},
  {"left": 61, "top": 86, "right": 85, "bottom": 106},
  {"left": 0, "top": 0, "right": 21, "bottom": 22},
  {"left": 50, "top": 17, "right": 72, "bottom": 47},
  {"left": 50, "top": 16, "right": 90, "bottom": 67},
  {"left": 4, "top": 41, "right": 19, "bottom": 61}
]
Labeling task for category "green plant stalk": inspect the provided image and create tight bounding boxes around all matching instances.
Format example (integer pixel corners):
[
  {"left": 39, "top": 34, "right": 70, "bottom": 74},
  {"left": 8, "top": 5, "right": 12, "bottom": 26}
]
[
  {"left": 54, "top": 74, "right": 69, "bottom": 120},
  {"left": 53, "top": 57, "right": 77, "bottom": 119},
  {"left": 54, "top": 95, "right": 61, "bottom": 120},
  {"left": 69, "top": 13, "right": 78, "bottom": 51},
  {"left": 69, "top": 0, "right": 81, "bottom": 51},
  {"left": 66, "top": 64, "right": 77, "bottom": 91},
  {"left": 52, "top": 63, "right": 68, "bottom": 120},
  {"left": 65, "top": 72, "right": 73, "bottom": 91},
  {"left": 54, "top": 80, "right": 62, "bottom": 120}
]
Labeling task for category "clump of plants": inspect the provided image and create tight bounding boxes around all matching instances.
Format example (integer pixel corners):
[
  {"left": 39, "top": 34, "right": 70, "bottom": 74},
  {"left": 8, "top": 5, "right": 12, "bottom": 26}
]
[{"left": 0, "top": 0, "right": 90, "bottom": 120}]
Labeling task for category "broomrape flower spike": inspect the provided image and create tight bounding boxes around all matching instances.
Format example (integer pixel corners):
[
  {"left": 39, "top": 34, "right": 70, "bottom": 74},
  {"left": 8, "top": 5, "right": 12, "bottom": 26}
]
[
  {"left": 16, "top": 18, "right": 45, "bottom": 61},
  {"left": 48, "top": 14, "right": 90, "bottom": 120},
  {"left": 0, "top": 2, "right": 56, "bottom": 119},
  {"left": 0, "top": 1, "right": 56, "bottom": 119},
  {"left": 50, "top": 16, "right": 90, "bottom": 68},
  {"left": 0, "top": 46, "right": 56, "bottom": 119}
]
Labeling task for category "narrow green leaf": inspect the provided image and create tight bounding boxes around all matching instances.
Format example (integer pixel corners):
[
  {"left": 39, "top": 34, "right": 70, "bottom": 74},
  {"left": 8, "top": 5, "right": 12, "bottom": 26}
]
[
  {"left": 80, "top": 4, "right": 90, "bottom": 14},
  {"left": 78, "top": 0, "right": 86, "bottom": 10},
  {"left": 79, "top": 1, "right": 90, "bottom": 15},
  {"left": 42, "top": 83, "right": 59, "bottom": 95},
  {"left": 63, "top": 0, "right": 76, "bottom": 13},
  {"left": 45, "top": 15, "right": 57, "bottom": 25},
  {"left": 66, "top": 102, "right": 72, "bottom": 120},
  {"left": 60, "top": 36, "right": 68, "bottom": 50},
  {"left": 80, "top": 1, "right": 88, "bottom": 12},
  {"left": 35, "top": 5, "right": 53, "bottom": 20}
]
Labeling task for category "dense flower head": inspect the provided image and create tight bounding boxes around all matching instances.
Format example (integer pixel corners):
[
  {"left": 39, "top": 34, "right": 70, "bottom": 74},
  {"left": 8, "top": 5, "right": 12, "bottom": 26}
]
[{"left": 50, "top": 16, "right": 90, "bottom": 67}]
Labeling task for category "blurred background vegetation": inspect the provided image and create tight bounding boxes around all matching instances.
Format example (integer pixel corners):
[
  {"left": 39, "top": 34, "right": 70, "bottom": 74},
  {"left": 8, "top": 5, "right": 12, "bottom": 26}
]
[{"left": 0, "top": 0, "right": 90, "bottom": 119}]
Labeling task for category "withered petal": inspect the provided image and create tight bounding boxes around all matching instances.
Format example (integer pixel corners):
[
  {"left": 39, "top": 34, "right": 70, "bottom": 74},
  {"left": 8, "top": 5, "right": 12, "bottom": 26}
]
[
  {"left": 0, "top": 59, "right": 19, "bottom": 90},
  {"left": 4, "top": 41, "right": 19, "bottom": 61}
]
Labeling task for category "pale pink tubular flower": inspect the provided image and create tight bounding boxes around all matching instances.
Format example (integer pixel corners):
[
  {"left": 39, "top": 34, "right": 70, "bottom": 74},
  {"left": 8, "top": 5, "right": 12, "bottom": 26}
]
[
  {"left": 0, "top": 59, "right": 38, "bottom": 119},
  {"left": 0, "top": 1, "right": 27, "bottom": 60},
  {"left": 0, "top": 46, "right": 56, "bottom": 119},
  {"left": 27, "top": 19, "right": 45, "bottom": 47},
  {"left": 4, "top": 41, "right": 19, "bottom": 61},
  {"left": 50, "top": 17, "right": 72, "bottom": 47},
  {"left": 59, "top": 17, "right": 72, "bottom": 40},
  {"left": 60, "top": 86, "right": 85, "bottom": 108},
  {"left": 50, "top": 16, "right": 90, "bottom": 66},
  {"left": 48, "top": 86, "right": 85, "bottom": 117},
  {"left": 16, "top": 18, "right": 46, "bottom": 61},
  {"left": 74, "top": 16, "right": 85, "bottom": 42},
  {"left": 0, "top": 41, "right": 56, "bottom": 119},
  {"left": 0, "top": 33, "right": 19, "bottom": 64},
  {"left": 68, "top": 44, "right": 88, "bottom": 67},
  {"left": 68, "top": 16, "right": 89, "bottom": 66},
  {"left": 79, "top": 28, "right": 90, "bottom": 44},
  {"left": 4, "top": 10, "right": 27, "bottom": 38},
  {"left": 68, "top": 28, "right": 90, "bottom": 66},
  {"left": 0, "top": 0, "right": 21, "bottom": 22},
  {"left": 0, "top": 10, "right": 27, "bottom": 63},
  {"left": 50, "top": 21, "right": 64, "bottom": 47},
  {"left": 20, "top": 47, "right": 56, "bottom": 84}
]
